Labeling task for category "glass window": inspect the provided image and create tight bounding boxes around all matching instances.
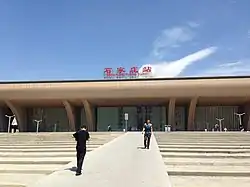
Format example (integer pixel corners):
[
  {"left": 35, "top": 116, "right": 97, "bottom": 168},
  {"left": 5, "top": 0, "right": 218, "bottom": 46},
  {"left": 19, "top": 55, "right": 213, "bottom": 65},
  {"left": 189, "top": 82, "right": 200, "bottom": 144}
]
[{"left": 97, "top": 107, "right": 119, "bottom": 131}]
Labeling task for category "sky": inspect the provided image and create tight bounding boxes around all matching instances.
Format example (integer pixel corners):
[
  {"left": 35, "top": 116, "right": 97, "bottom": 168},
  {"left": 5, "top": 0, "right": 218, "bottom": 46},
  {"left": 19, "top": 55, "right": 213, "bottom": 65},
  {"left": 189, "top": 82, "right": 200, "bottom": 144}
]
[{"left": 0, "top": 0, "right": 250, "bottom": 81}]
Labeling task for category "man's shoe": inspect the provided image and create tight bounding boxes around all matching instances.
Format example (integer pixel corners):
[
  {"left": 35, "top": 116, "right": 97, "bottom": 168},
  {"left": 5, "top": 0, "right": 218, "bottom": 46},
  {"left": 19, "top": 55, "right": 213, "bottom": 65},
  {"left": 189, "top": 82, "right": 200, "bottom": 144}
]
[{"left": 76, "top": 172, "right": 82, "bottom": 176}]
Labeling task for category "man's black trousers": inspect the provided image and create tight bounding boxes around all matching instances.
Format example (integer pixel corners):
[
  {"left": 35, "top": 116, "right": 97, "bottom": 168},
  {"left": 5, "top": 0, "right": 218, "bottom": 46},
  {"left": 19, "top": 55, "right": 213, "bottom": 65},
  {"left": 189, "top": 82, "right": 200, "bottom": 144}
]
[
  {"left": 144, "top": 133, "right": 151, "bottom": 149},
  {"left": 76, "top": 148, "right": 86, "bottom": 173}
]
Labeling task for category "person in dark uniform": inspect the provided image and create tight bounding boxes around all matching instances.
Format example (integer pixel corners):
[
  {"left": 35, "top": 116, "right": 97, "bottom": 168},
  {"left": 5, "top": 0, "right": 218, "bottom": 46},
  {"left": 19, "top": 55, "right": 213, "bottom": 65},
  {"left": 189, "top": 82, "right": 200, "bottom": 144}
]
[
  {"left": 107, "top": 124, "right": 112, "bottom": 132},
  {"left": 142, "top": 119, "right": 153, "bottom": 149},
  {"left": 73, "top": 125, "right": 90, "bottom": 176}
]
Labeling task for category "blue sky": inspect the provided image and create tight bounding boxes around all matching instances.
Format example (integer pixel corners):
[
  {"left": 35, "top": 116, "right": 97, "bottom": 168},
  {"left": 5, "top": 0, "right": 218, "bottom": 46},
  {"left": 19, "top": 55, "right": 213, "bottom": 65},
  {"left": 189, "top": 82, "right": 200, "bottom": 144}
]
[{"left": 0, "top": 0, "right": 250, "bottom": 80}]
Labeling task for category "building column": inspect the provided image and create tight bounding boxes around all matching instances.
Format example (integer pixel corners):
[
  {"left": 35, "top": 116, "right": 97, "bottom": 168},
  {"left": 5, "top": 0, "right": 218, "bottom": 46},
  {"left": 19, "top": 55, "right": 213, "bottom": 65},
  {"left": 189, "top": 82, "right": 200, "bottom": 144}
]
[
  {"left": 4, "top": 100, "right": 27, "bottom": 132},
  {"left": 242, "top": 104, "right": 250, "bottom": 131},
  {"left": 82, "top": 100, "right": 95, "bottom": 131},
  {"left": 168, "top": 98, "right": 176, "bottom": 131},
  {"left": 187, "top": 97, "right": 198, "bottom": 131},
  {"left": 62, "top": 100, "right": 76, "bottom": 131}
]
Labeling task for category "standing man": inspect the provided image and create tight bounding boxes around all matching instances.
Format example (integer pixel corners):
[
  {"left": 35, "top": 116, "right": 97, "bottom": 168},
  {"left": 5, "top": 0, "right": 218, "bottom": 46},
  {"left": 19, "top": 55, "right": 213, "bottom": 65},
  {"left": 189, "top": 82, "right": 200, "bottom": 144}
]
[
  {"left": 107, "top": 124, "right": 112, "bottom": 132},
  {"left": 73, "top": 125, "right": 90, "bottom": 176},
  {"left": 142, "top": 119, "right": 153, "bottom": 149}
]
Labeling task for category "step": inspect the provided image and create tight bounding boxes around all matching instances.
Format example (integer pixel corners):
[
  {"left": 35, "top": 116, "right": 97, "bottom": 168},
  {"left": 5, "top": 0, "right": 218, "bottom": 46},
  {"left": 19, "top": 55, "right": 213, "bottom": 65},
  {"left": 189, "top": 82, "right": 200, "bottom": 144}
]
[
  {"left": 157, "top": 140, "right": 250, "bottom": 143},
  {"left": 0, "top": 143, "right": 103, "bottom": 146},
  {"left": 0, "top": 164, "right": 63, "bottom": 171},
  {"left": 0, "top": 157, "right": 73, "bottom": 164},
  {"left": 0, "top": 152, "right": 76, "bottom": 157},
  {"left": 161, "top": 153, "right": 250, "bottom": 159},
  {"left": 0, "top": 147, "right": 98, "bottom": 152},
  {"left": 169, "top": 176, "right": 250, "bottom": 187},
  {"left": 163, "top": 158, "right": 250, "bottom": 166},
  {"left": 159, "top": 148, "right": 250, "bottom": 153},
  {"left": 0, "top": 173, "right": 46, "bottom": 187},
  {"left": 166, "top": 165, "right": 250, "bottom": 173},
  {"left": 158, "top": 145, "right": 250, "bottom": 149},
  {"left": 156, "top": 137, "right": 250, "bottom": 140},
  {"left": 157, "top": 143, "right": 250, "bottom": 146},
  {"left": 167, "top": 170, "right": 250, "bottom": 177}
]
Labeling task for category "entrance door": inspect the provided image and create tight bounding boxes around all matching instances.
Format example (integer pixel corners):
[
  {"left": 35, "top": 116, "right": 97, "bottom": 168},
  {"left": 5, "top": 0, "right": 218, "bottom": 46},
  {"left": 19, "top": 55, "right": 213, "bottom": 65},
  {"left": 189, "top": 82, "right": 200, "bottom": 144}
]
[{"left": 136, "top": 106, "right": 152, "bottom": 131}]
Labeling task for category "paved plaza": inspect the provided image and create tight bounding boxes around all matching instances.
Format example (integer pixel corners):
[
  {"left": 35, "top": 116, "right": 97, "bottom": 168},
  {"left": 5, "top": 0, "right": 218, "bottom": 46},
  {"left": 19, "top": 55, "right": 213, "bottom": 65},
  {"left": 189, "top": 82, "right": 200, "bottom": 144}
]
[
  {"left": 1, "top": 131, "right": 250, "bottom": 187},
  {"left": 29, "top": 132, "right": 171, "bottom": 187}
]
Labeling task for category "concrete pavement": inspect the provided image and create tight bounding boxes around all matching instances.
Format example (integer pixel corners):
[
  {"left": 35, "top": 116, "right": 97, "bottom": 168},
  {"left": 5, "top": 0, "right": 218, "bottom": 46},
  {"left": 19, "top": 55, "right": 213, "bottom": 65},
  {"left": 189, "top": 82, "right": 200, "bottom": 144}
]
[{"left": 30, "top": 132, "right": 171, "bottom": 187}]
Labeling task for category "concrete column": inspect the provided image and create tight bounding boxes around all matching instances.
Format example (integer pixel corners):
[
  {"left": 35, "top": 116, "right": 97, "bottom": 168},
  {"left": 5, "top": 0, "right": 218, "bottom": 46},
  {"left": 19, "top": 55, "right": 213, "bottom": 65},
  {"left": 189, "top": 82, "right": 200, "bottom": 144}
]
[
  {"left": 62, "top": 100, "right": 76, "bottom": 131},
  {"left": 4, "top": 100, "right": 27, "bottom": 132},
  {"left": 242, "top": 104, "right": 250, "bottom": 131},
  {"left": 82, "top": 100, "right": 95, "bottom": 131},
  {"left": 168, "top": 98, "right": 176, "bottom": 131},
  {"left": 187, "top": 97, "right": 198, "bottom": 131}
]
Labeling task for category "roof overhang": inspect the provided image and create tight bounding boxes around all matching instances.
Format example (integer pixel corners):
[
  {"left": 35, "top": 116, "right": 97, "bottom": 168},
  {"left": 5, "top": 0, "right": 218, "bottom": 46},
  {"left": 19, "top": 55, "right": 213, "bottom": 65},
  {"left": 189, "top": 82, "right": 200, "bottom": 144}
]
[{"left": 0, "top": 77, "right": 250, "bottom": 100}]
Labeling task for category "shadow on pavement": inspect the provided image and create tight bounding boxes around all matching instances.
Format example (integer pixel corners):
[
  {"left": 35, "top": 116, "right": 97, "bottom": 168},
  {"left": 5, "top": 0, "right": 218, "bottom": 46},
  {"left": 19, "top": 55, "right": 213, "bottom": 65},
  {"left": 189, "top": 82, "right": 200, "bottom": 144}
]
[
  {"left": 137, "top": 146, "right": 146, "bottom": 149},
  {"left": 64, "top": 166, "right": 77, "bottom": 172}
]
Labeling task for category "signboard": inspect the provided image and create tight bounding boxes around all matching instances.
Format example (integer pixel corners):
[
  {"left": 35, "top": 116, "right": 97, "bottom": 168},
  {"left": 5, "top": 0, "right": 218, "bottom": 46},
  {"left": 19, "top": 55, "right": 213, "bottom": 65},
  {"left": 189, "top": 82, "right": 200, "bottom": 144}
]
[
  {"left": 103, "top": 66, "right": 153, "bottom": 79},
  {"left": 124, "top": 113, "right": 128, "bottom": 121}
]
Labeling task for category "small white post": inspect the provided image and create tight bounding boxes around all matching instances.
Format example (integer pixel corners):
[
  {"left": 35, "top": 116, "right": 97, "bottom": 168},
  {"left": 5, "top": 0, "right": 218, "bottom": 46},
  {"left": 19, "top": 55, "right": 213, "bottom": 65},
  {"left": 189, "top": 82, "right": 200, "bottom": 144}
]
[
  {"left": 5, "top": 115, "right": 15, "bottom": 133},
  {"left": 34, "top": 120, "right": 42, "bottom": 133},
  {"left": 235, "top": 113, "right": 245, "bottom": 130},
  {"left": 216, "top": 118, "right": 224, "bottom": 132}
]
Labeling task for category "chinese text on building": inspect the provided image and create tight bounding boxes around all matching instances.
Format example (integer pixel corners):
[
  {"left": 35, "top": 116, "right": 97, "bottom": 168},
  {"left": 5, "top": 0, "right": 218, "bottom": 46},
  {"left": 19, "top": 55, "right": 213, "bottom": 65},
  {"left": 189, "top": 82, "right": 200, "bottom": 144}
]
[{"left": 103, "top": 66, "right": 152, "bottom": 79}]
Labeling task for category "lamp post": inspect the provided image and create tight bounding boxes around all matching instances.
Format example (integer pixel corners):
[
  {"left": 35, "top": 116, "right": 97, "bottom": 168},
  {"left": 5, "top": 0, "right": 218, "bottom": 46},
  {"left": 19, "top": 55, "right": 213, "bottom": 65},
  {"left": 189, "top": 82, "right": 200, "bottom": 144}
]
[
  {"left": 34, "top": 120, "right": 42, "bottom": 133},
  {"left": 234, "top": 113, "right": 245, "bottom": 130},
  {"left": 5, "top": 115, "right": 15, "bottom": 133},
  {"left": 216, "top": 118, "right": 224, "bottom": 132}
]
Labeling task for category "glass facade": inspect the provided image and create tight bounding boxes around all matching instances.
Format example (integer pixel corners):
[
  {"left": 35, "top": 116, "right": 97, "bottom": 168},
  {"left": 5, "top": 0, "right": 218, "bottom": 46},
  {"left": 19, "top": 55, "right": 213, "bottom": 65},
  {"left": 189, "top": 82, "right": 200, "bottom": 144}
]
[
  {"left": 175, "top": 106, "right": 186, "bottom": 131},
  {"left": 97, "top": 107, "right": 120, "bottom": 131},
  {"left": 195, "top": 106, "right": 239, "bottom": 131},
  {"left": 27, "top": 107, "right": 69, "bottom": 132},
  {"left": 0, "top": 104, "right": 243, "bottom": 132},
  {"left": 96, "top": 106, "right": 167, "bottom": 131}
]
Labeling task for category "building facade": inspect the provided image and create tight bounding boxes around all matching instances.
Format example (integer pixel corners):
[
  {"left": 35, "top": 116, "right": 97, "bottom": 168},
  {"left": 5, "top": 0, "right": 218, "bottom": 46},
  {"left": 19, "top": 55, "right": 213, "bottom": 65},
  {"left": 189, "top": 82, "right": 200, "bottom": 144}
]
[{"left": 0, "top": 76, "right": 250, "bottom": 132}]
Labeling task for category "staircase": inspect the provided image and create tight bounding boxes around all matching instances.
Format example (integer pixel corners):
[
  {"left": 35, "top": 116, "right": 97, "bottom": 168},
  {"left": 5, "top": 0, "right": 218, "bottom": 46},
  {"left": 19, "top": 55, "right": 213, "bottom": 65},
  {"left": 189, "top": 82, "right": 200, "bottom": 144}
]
[
  {"left": 155, "top": 132, "right": 250, "bottom": 187},
  {"left": 0, "top": 132, "right": 122, "bottom": 187}
]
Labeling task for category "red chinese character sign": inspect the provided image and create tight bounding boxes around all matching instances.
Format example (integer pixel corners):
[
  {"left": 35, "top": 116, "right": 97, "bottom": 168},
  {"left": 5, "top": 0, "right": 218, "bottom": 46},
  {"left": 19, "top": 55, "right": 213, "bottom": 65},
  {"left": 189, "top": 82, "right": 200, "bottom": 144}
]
[
  {"left": 140, "top": 64, "right": 153, "bottom": 77},
  {"left": 103, "top": 65, "right": 153, "bottom": 79}
]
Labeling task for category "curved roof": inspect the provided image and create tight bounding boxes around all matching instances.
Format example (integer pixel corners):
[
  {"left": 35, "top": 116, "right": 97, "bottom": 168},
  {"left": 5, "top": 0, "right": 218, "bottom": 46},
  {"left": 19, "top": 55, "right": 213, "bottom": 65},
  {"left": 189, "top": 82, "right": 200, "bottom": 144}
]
[{"left": 0, "top": 76, "right": 250, "bottom": 100}]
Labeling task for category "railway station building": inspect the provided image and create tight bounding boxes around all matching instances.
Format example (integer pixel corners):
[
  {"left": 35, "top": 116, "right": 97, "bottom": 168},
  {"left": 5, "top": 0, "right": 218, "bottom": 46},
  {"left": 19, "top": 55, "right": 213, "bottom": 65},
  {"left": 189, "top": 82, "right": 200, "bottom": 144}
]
[{"left": 0, "top": 76, "right": 250, "bottom": 132}]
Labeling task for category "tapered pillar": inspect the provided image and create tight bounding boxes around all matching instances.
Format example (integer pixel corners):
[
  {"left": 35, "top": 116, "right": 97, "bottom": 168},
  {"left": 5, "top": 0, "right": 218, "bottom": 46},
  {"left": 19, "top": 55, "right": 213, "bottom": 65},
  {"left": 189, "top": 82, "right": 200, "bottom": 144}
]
[
  {"left": 242, "top": 104, "right": 250, "bottom": 131},
  {"left": 168, "top": 98, "right": 176, "bottom": 130},
  {"left": 4, "top": 100, "right": 26, "bottom": 132},
  {"left": 62, "top": 100, "right": 75, "bottom": 131},
  {"left": 187, "top": 97, "right": 198, "bottom": 131},
  {"left": 82, "top": 100, "right": 95, "bottom": 131}
]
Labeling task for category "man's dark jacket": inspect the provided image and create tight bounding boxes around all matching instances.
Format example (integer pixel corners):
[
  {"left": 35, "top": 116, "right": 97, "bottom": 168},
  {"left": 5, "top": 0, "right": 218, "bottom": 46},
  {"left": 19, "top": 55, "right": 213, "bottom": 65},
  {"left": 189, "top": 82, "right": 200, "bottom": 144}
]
[{"left": 73, "top": 130, "right": 90, "bottom": 152}]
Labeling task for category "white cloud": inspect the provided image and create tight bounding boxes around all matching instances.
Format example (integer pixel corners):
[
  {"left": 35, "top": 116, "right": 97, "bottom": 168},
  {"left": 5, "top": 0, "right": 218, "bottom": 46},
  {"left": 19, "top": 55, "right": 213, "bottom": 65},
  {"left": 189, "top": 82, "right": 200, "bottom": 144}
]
[
  {"left": 152, "top": 25, "right": 196, "bottom": 59},
  {"left": 196, "top": 59, "right": 250, "bottom": 76},
  {"left": 139, "top": 47, "right": 217, "bottom": 78},
  {"left": 218, "top": 61, "right": 242, "bottom": 67},
  {"left": 187, "top": 21, "right": 200, "bottom": 28}
]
